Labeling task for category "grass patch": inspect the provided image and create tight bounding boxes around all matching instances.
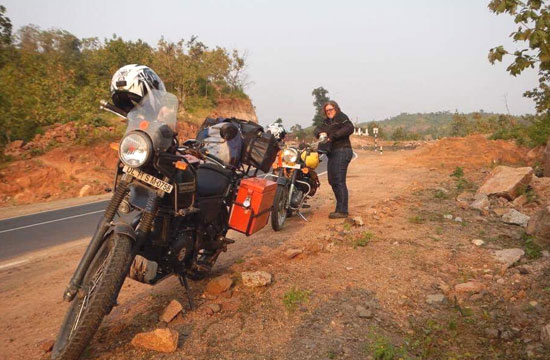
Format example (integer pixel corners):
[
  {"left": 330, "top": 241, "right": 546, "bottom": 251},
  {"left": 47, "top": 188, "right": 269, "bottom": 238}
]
[
  {"left": 283, "top": 287, "right": 311, "bottom": 312},
  {"left": 522, "top": 233, "right": 542, "bottom": 259},
  {"left": 363, "top": 334, "right": 410, "bottom": 360},
  {"left": 408, "top": 215, "right": 425, "bottom": 224},
  {"left": 354, "top": 231, "right": 373, "bottom": 248},
  {"left": 434, "top": 190, "right": 449, "bottom": 199}
]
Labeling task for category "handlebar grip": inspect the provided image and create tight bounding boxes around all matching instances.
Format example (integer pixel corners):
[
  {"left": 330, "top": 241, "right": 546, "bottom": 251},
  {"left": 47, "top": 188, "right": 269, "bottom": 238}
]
[{"left": 100, "top": 100, "right": 128, "bottom": 117}]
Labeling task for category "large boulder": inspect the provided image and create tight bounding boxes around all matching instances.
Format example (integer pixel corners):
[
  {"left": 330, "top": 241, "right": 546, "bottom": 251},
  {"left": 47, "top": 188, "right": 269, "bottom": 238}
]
[
  {"left": 476, "top": 166, "right": 533, "bottom": 200},
  {"left": 526, "top": 205, "right": 550, "bottom": 247}
]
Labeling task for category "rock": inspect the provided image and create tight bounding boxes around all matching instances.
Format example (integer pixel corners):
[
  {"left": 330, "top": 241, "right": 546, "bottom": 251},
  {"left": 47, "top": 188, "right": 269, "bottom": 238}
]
[
  {"left": 485, "top": 328, "right": 499, "bottom": 339},
  {"left": 435, "top": 187, "right": 449, "bottom": 194},
  {"left": 476, "top": 166, "right": 534, "bottom": 200},
  {"left": 443, "top": 214, "right": 453, "bottom": 220},
  {"left": 454, "top": 217, "right": 463, "bottom": 222},
  {"left": 426, "top": 294, "right": 446, "bottom": 305},
  {"left": 241, "top": 271, "right": 272, "bottom": 287},
  {"left": 457, "top": 200, "right": 470, "bottom": 209},
  {"left": 472, "top": 239, "right": 485, "bottom": 246},
  {"left": 160, "top": 300, "right": 183, "bottom": 323},
  {"left": 205, "top": 275, "right": 233, "bottom": 295},
  {"left": 454, "top": 282, "right": 485, "bottom": 294},
  {"left": 544, "top": 140, "right": 550, "bottom": 177},
  {"left": 356, "top": 305, "right": 373, "bottom": 318},
  {"left": 284, "top": 248, "right": 303, "bottom": 259},
  {"left": 206, "top": 303, "right": 221, "bottom": 314},
  {"left": 526, "top": 205, "right": 550, "bottom": 246},
  {"left": 131, "top": 328, "right": 178, "bottom": 353},
  {"left": 457, "top": 192, "right": 473, "bottom": 202},
  {"left": 39, "top": 339, "right": 55, "bottom": 353},
  {"left": 541, "top": 324, "right": 550, "bottom": 346},
  {"left": 494, "top": 248, "right": 525, "bottom": 269},
  {"left": 502, "top": 209, "right": 530, "bottom": 227},
  {"left": 78, "top": 184, "right": 92, "bottom": 197},
  {"left": 512, "top": 194, "right": 528, "bottom": 208},
  {"left": 493, "top": 208, "right": 509, "bottom": 217},
  {"left": 352, "top": 216, "right": 364, "bottom": 227},
  {"left": 471, "top": 195, "right": 490, "bottom": 211}
]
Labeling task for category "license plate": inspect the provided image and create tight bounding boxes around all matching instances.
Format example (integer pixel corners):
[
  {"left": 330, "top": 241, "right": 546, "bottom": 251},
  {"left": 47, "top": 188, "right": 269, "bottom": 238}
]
[
  {"left": 123, "top": 166, "right": 173, "bottom": 193},
  {"left": 282, "top": 163, "right": 301, "bottom": 169}
]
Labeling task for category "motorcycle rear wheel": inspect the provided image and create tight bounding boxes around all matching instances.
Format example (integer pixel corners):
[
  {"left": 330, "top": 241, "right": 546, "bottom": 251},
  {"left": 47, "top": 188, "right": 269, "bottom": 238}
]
[
  {"left": 51, "top": 233, "right": 132, "bottom": 360},
  {"left": 271, "top": 184, "right": 289, "bottom": 231}
]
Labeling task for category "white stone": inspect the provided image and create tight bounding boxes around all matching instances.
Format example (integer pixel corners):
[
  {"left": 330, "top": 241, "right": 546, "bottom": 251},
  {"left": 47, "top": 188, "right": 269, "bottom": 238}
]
[
  {"left": 502, "top": 209, "right": 530, "bottom": 227},
  {"left": 241, "top": 271, "right": 272, "bottom": 287},
  {"left": 494, "top": 248, "right": 525, "bottom": 269},
  {"left": 472, "top": 239, "right": 485, "bottom": 246},
  {"left": 443, "top": 214, "right": 453, "bottom": 220}
]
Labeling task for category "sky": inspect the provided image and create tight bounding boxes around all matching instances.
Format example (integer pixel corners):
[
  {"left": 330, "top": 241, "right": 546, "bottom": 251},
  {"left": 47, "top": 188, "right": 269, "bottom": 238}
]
[{"left": 3, "top": 0, "right": 540, "bottom": 128}]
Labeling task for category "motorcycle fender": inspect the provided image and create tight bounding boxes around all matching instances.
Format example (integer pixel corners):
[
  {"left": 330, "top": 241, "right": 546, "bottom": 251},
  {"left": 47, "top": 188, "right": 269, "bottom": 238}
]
[
  {"left": 277, "top": 177, "right": 289, "bottom": 186},
  {"left": 107, "top": 222, "right": 137, "bottom": 242}
]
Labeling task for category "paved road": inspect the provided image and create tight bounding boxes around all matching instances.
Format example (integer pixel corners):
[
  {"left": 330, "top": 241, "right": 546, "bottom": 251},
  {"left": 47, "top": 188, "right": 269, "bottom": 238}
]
[
  {"left": 0, "top": 154, "right": 340, "bottom": 262},
  {"left": 0, "top": 200, "right": 108, "bottom": 261}
]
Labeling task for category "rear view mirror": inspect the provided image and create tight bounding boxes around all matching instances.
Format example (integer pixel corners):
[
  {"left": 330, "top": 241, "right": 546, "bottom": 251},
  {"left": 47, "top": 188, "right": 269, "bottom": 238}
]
[{"left": 220, "top": 123, "right": 238, "bottom": 141}]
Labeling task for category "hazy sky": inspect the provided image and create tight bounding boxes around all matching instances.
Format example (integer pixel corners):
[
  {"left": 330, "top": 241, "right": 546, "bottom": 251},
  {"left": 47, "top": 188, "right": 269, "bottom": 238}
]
[{"left": 4, "top": 0, "right": 540, "bottom": 127}]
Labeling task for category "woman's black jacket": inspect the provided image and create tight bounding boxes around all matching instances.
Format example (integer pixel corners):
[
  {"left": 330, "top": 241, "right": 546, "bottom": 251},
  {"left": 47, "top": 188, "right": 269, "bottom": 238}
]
[{"left": 314, "top": 112, "right": 354, "bottom": 151}]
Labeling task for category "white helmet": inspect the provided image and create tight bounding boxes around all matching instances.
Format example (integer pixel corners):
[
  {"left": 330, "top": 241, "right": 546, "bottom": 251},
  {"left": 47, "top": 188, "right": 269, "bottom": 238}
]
[
  {"left": 266, "top": 122, "right": 286, "bottom": 141},
  {"left": 110, "top": 64, "right": 166, "bottom": 113}
]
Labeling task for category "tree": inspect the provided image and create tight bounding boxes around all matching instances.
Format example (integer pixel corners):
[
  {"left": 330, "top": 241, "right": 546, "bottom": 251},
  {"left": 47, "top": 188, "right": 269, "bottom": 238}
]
[
  {"left": 311, "top": 86, "right": 330, "bottom": 128},
  {"left": 450, "top": 113, "right": 470, "bottom": 137},
  {"left": 488, "top": 0, "right": 550, "bottom": 113},
  {"left": 275, "top": 118, "right": 283, "bottom": 124},
  {"left": 0, "top": 5, "right": 12, "bottom": 46}
]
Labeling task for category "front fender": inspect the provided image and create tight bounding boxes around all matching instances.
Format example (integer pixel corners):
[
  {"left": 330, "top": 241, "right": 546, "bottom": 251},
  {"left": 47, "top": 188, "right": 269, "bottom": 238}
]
[{"left": 106, "top": 222, "right": 137, "bottom": 242}]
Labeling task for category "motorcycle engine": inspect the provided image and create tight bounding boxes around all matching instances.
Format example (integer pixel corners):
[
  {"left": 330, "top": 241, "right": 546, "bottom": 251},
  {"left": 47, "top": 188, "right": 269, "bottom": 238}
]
[{"left": 290, "top": 189, "right": 304, "bottom": 208}]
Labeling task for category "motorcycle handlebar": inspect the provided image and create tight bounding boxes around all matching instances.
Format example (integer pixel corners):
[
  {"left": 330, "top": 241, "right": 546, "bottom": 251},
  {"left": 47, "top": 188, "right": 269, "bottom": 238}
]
[{"left": 100, "top": 100, "right": 128, "bottom": 119}]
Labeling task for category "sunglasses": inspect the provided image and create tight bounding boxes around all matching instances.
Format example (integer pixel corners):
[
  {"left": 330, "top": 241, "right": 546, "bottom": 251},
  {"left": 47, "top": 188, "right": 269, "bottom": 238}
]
[{"left": 325, "top": 108, "right": 335, "bottom": 112}]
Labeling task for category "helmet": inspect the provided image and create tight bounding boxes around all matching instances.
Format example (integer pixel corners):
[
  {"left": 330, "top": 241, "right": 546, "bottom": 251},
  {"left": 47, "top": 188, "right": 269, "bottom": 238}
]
[
  {"left": 110, "top": 64, "right": 166, "bottom": 113},
  {"left": 266, "top": 122, "right": 286, "bottom": 141}
]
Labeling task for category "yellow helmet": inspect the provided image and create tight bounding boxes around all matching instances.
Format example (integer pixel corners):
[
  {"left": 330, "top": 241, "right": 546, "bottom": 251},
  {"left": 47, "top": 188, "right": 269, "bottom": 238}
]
[{"left": 301, "top": 151, "right": 319, "bottom": 169}]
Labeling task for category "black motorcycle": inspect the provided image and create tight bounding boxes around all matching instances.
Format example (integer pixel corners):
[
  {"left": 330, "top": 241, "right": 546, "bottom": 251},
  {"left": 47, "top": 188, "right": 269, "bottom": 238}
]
[{"left": 51, "top": 90, "right": 272, "bottom": 360}]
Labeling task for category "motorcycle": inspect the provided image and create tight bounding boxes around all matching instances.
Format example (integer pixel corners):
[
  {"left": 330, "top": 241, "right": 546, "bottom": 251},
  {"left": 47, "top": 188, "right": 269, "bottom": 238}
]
[
  {"left": 270, "top": 142, "right": 323, "bottom": 231},
  {"left": 52, "top": 90, "right": 277, "bottom": 360}
]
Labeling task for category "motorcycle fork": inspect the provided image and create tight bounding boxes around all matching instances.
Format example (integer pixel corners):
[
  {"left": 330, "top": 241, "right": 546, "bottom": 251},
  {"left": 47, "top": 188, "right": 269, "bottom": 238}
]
[
  {"left": 63, "top": 173, "right": 132, "bottom": 302},
  {"left": 287, "top": 170, "right": 298, "bottom": 206}
]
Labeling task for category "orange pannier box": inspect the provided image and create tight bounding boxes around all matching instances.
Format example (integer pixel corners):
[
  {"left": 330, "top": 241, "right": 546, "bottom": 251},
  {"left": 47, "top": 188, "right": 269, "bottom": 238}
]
[{"left": 229, "top": 177, "right": 277, "bottom": 235}]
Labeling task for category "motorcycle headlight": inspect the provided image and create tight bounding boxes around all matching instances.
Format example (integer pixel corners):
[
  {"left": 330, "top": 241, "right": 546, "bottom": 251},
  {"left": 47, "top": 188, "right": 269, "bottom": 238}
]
[
  {"left": 282, "top": 148, "right": 298, "bottom": 163},
  {"left": 119, "top": 132, "right": 152, "bottom": 167}
]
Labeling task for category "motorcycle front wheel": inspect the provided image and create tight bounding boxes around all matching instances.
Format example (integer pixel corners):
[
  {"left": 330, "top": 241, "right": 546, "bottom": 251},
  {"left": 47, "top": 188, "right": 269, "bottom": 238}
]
[
  {"left": 271, "top": 184, "right": 289, "bottom": 231},
  {"left": 52, "top": 233, "right": 133, "bottom": 360}
]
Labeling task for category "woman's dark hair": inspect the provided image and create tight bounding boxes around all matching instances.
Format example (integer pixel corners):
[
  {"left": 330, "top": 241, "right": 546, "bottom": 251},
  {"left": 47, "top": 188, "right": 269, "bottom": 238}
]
[{"left": 323, "top": 100, "right": 341, "bottom": 114}]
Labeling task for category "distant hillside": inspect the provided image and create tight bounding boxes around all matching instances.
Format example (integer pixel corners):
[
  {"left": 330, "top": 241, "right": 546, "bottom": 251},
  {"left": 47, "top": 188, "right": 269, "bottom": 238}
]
[{"left": 358, "top": 111, "right": 520, "bottom": 140}]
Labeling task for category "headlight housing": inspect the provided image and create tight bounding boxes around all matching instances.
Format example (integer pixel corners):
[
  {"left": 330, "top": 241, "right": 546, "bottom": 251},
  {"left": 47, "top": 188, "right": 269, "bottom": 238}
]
[
  {"left": 119, "top": 132, "right": 152, "bottom": 168},
  {"left": 282, "top": 148, "right": 298, "bottom": 164}
]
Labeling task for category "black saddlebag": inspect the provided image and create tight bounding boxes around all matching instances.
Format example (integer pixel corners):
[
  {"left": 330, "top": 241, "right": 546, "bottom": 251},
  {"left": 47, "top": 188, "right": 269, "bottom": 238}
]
[{"left": 241, "top": 132, "right": 278, "bottom": 172}]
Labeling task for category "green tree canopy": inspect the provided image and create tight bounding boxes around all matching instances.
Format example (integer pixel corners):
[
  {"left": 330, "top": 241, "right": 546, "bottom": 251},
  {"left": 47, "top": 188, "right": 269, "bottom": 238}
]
[
  {"left": 488, "top": 0, "right": 550, "bottom": 113},
  {"left": 311, "top": 86, "right": 330, "bottom": 128}
]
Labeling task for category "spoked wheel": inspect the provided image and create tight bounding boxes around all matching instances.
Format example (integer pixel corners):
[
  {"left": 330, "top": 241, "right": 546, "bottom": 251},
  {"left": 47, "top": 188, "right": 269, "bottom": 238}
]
[
  {"left": 52, "top": 234, "right": 132, "bottom": 360},
  {"left": 271, "top": 184, "right": 289, "bottom": 231}
]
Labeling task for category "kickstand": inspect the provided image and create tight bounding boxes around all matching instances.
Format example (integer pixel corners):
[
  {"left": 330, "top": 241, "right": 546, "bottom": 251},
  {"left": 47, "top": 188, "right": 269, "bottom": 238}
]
[
  {"left": 178, "top": 274, "right": 194, "bottom": 310},
  {"left": 297, "top": 211, "right": 309, "bottom": 222}
]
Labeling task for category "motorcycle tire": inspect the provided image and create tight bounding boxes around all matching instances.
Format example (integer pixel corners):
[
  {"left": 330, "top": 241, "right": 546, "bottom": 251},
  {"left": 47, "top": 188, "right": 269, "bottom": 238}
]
[
  {"left": 51, "top": 233, "right": 133, "bottom": 360},
  {"left": 271, "top": 184, "right": 289, "bottom": 231}
]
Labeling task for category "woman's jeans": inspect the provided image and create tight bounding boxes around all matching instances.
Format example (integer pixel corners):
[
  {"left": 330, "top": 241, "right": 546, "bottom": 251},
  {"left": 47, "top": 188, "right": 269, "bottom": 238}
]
[{"left": 327, "top": 147, "right": 353, "bottom": 214}]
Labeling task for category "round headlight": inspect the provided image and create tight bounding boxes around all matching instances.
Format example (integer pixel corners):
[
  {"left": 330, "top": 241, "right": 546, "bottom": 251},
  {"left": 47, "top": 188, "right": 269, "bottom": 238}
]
[
  {"left": 282, "top": 148, "right": 298, "bottom": 163},
  {"left": 119, "top": 132, "right": 152, "bottom": 167}
]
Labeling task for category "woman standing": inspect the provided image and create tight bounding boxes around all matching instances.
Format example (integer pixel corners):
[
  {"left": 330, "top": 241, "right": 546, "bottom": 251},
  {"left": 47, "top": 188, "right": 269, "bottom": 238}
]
[{"left": 315, "top": 101, "right": 354, "bottom": 219}]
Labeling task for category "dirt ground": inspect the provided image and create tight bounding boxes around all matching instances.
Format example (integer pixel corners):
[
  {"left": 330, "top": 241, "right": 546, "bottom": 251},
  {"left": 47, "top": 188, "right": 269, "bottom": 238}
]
[{"left": 1, "top": 139, "right": 549, "bottom": 360}]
